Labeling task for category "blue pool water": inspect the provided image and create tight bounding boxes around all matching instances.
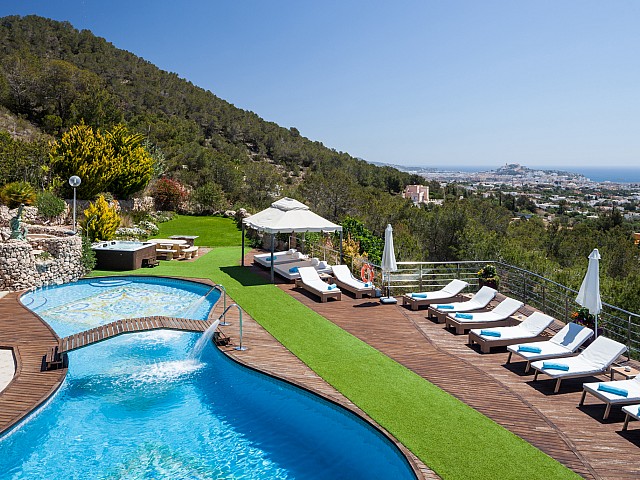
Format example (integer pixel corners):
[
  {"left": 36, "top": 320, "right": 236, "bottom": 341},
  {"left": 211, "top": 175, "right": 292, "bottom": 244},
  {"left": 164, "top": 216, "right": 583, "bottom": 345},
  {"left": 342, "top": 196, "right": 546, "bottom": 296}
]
[{"left": 1, "top": 277, "right": 416, "bottom": 479}]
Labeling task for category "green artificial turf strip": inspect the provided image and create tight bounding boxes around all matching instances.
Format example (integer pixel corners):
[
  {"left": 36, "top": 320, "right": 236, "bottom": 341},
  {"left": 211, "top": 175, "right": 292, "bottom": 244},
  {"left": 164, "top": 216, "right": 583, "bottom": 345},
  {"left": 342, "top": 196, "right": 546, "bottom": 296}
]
[
  {"left": 91, "top": 247, "right": 579, "bottom": 480},
  {"left": 151, "top": 214, "right": 243, "bottom": 247}
]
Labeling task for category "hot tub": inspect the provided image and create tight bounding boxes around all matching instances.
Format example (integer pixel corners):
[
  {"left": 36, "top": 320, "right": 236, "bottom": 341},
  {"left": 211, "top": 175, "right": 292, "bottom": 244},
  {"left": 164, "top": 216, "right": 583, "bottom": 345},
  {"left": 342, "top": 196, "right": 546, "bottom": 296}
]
[{"left": 91, "top": 241, "right": 157, "bottom": 270}]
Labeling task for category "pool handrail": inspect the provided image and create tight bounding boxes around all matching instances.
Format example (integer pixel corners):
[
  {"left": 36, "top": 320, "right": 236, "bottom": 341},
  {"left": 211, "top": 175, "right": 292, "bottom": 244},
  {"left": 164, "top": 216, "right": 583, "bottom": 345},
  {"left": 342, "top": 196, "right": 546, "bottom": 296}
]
[{"left": 216, "top": 303, "right": 246, "bottom": 351}]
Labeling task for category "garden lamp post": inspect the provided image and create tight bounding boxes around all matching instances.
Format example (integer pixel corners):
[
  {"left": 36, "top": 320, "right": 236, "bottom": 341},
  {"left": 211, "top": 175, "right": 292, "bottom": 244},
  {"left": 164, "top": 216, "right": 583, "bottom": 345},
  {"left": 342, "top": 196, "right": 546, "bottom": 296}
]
[{"left": 69, "top": 175, "right": 81, "bottom": 234}]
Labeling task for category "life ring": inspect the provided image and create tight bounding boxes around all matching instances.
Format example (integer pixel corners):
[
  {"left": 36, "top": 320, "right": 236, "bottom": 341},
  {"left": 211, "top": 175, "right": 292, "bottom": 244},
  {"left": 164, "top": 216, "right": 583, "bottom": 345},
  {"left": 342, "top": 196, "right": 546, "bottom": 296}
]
[{"left": 360, "top": 263, "right": 374, "bottom": 284}]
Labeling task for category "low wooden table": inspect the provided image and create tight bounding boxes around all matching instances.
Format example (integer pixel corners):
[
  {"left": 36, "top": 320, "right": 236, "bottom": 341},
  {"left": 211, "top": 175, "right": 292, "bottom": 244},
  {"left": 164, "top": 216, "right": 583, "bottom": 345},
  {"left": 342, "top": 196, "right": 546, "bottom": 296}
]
[
  {"left": 610, "top": 364, "right": 639, "bottom": 380},
  {"left": 170, "top": 235, "right": 199, "bottom": 247}
]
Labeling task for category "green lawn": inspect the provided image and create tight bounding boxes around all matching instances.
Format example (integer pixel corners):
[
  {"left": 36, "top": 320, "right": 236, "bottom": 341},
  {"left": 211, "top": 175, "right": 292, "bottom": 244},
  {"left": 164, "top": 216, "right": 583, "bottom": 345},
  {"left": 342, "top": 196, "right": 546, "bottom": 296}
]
[
  {"left": 151, "top": 214, "right": 243, "bottom": 247},
  {"left": 91, "top": 241, "right": 579, "bottom": 480}
]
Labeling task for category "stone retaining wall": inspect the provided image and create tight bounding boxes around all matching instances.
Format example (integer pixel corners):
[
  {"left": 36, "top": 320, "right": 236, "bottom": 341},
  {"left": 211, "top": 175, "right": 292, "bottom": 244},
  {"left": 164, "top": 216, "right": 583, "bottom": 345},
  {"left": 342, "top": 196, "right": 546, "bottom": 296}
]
[{"left": 0, "top": 236, "right": 85, "bottom": 291}]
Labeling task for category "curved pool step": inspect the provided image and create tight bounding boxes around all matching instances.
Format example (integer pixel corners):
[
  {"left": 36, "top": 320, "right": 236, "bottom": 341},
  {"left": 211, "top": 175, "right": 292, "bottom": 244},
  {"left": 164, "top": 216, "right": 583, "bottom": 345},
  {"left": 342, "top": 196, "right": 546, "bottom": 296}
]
[{"left": 89, "top": 279, "right": 133, "bottom": 287}]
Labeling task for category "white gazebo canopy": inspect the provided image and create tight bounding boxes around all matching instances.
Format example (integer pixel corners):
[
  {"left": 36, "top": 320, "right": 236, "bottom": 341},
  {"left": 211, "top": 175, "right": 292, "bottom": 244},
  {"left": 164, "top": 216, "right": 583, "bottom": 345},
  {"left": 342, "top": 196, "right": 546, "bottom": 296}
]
[
  {"left": 243, "top": 197, "right": 342, "bottom": 234},
  {"left": 241, "top": 197, "right": 343, "bottom": 282}
]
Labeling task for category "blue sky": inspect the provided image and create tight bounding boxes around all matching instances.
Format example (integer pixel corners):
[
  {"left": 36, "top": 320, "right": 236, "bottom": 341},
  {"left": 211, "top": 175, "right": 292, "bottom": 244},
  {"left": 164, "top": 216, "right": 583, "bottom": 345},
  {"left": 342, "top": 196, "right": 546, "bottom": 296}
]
[{"left": 1, "top": 1, "right": 639, "bottom": 169}]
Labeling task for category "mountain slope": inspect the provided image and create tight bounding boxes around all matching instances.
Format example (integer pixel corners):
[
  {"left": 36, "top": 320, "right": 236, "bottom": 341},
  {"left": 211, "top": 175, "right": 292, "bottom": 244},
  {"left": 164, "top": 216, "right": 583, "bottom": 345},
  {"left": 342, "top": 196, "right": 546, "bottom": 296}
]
[{"left": 0, "top": 15, "right": 422, "bottom": 212}]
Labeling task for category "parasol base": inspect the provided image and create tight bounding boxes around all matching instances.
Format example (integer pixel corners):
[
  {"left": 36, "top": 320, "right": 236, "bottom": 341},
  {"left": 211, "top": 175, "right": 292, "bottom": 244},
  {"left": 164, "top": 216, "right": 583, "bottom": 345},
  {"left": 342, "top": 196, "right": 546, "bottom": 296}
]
[{"left": 380, "top": 296, "right": 397, "bottom": 305}]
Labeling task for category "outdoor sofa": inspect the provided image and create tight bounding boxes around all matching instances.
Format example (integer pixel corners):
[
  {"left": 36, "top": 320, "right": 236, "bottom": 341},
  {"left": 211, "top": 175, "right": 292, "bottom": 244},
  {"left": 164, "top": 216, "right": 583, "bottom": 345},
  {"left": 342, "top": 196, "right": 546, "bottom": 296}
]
[
  {"left": 254, "top": 249, "right": 306, "bottom": 268},
  {"left": 274, "top": 258, "right": 332, "bottom": 282}
]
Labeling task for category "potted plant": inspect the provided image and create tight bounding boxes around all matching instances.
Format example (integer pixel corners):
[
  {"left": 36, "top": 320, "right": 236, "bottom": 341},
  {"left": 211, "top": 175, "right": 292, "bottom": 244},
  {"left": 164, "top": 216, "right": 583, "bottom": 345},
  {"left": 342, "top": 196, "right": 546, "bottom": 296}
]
[
  {"left": 477, "top": 264, "right": 499, "bottom": 289},
  {"left": 571, "top": 307, "right": 596, "bottom": 330}
]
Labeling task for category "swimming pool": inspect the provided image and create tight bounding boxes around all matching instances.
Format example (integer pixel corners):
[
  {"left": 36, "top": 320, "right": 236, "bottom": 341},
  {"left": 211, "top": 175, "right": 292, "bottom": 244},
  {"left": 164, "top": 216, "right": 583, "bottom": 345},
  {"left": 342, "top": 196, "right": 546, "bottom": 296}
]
[{"left": 2, "top": 276, "right": 417, "bottom": 479}]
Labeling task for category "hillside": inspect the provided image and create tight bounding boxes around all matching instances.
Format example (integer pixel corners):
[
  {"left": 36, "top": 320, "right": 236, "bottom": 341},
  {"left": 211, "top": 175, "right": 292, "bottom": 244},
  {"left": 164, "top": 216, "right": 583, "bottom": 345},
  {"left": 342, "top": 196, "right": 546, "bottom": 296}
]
[{"left": 0, "top": 14, "right": 422, "bottom": 213}]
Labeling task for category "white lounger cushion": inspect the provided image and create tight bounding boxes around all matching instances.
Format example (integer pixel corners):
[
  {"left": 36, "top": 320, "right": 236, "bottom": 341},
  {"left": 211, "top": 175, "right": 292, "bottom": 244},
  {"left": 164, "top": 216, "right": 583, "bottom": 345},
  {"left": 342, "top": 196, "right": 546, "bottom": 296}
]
[
  {"left": 331, "top": 265, "right": 370, "bottom": 290},
  {"left": 471, "top": 312, "right": 554, "bottom": 340},
  {"left": 622, "top": 404, "right": 640, "bottom": 421},
  {"left": 583, "top": 376, "right": 640, "bottom": 405},
  {"left": 507, "top": 323, "right": 594, "bottom": 361},
  {"left": 408, "top": 279, "right": 468, "bottom": 299},
  {"left": 433, "top": 286, "right": 496, "bottom": 313},
  {"left": 448, "top": 297, "right": 523, "bottom": 324},
  {"left": 254, "top": 250, "right": 305, "bottom": 266},
  {"left": 274, "top": 259, "right": 332, "bottom": 280},
  {"left": 531, "top": 336, "right": 627, "bottom": 378},
  {"left": 298, "top": 266, "right": 337, "bottom": 293}
]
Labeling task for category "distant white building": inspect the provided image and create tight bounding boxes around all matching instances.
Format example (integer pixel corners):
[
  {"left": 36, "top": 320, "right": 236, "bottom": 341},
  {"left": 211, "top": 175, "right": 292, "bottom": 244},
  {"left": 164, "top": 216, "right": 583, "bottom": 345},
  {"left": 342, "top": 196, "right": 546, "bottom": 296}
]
[
  {"left": 403, "top": 185, "right": 444, "bottom": 206},
  {"left": 403, "top": 185, "right": 430, "bottom": 204}
]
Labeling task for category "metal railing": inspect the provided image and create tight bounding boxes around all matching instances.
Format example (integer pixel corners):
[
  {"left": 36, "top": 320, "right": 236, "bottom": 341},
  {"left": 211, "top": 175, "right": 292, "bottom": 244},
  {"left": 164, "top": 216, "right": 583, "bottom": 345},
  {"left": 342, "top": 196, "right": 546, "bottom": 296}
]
[
  {"left": 279, "top": 235, "right": 640, "bottom": 358},
  {"left": 372, "top": 260, "right": 640, "bottom": 359}
]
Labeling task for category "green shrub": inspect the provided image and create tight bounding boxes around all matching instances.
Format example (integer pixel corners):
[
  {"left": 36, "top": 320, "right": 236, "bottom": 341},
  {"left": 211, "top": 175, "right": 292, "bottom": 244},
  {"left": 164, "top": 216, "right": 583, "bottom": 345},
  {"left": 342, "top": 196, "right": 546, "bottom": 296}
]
[
  {"left": 36, "top": 191, "right": 67, "bottom": 218},
  {"left": 0, "top": 181, "right": 36, "bottom": 208},
  {"left": 192, "top": 182, "right": 228, "bottom": 214},
  {"left": 80, "top": 236, "right": 96, "bottom": 271}
]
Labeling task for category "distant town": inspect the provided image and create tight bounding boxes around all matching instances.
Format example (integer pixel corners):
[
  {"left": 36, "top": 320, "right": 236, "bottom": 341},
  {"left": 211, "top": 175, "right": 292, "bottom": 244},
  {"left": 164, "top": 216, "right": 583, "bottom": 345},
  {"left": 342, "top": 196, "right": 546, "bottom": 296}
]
[{"left": 391, "top": 163, "right": 640, "bottom": 223}]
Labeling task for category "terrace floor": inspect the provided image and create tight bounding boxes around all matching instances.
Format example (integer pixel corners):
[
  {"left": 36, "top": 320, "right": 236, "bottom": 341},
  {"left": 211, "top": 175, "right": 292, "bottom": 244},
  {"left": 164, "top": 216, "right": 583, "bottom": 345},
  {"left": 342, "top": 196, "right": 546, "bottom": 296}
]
[
  {"left": 267, "top": 272, "right": 640, "bottom": 480},
  {"left": 3, "top": 253, "right": 640, "bottom": 479}
]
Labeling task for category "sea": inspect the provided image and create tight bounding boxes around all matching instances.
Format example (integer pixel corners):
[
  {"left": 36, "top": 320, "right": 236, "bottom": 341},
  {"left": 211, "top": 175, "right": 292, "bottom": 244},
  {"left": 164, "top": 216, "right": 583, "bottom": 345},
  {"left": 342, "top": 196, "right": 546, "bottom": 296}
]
[{"left": 445, "top": 166, "right": 640, "bottom": 184}]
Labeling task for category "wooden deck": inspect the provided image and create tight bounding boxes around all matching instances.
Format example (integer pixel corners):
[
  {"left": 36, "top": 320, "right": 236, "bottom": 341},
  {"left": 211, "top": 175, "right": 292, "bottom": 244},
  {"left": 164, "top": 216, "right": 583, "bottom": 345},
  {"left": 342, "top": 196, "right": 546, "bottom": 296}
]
[
  {"left": 0, "top": 292, "right": 66, "bottom": 436},
  {"left": 278, "top": 277, "right": 640, "bottom": 480}
]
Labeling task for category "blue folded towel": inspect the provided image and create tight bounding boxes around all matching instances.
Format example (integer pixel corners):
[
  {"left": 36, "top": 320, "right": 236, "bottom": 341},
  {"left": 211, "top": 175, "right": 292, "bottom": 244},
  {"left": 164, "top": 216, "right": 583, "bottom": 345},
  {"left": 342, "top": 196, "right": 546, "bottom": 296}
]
[
  {"left": 412, "top": 293, "right": 427, "bottom": 298},
  {"left": 542, "top": 362, "right": 570, "bottom": 371},
  {"left": 455, "top": 313, "right": 473, "bottom": 319},
  {"left": 266, "top": 256, "right": 277, "bottom": 262},
  {"left": 327, "top": 284, "right": 338, "bottom": 290},
  {"left": 364, "top": 282, "right": 372, "bottom": 288},
  {"left": 480, "top": 329, "right": 501, "bottom": 337},
  {"left": 518, "top": 345, "right": 542, "bottom": 353},
  {"left": 597, "top": 384, "right": 628, "bottom": 397},
  {"left": 438, "top": 304, "right": 454, "bottom": 309},
  {"left": 289, "top": 266, "right": 299, "bottom": 273}
]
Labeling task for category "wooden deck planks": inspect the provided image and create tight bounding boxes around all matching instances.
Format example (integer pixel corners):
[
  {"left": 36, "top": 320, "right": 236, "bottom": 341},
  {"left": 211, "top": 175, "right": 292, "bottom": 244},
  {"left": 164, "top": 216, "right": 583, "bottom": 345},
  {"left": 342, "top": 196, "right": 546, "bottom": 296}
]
[
  {"left": 0, "top": 292, "right": 66, "bottom": 436},
  {"left": 275, "top": 273, "right": 640, "bottom": 480}
]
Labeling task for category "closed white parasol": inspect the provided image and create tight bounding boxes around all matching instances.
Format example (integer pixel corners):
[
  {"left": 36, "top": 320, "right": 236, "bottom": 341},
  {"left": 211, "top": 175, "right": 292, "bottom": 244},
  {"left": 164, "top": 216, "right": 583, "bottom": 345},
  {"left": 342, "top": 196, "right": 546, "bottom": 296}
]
[
  {"left": 576, "top": 248, "right": 602, "bottom": 336},
  {"left": 380, "top": 224, "right": 398, "bottom": 304}
]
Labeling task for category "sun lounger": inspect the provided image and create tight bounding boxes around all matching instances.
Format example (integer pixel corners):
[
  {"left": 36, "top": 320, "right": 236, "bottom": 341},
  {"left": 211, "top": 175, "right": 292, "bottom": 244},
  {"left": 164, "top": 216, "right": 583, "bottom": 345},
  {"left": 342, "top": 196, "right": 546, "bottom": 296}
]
[
  {"left": 427, "top": 286, "right": 496, "bottom": 323},
  {"left": 402, "top": 279, "right": 469, "bottom": 310},
  {"left": 295, "top": 266, "right": 341, "bottom": 302},
  {"left": 622, "top": 404, "right": 640, "bottom": 430},
  {"left": 468, "top": 311, "right": 555, "bottom": 353},
  {"left": 444, "top": 297, "right": 523, "bottom": 334},
  {"left": 531, "top": 336, "right": 627, "bottom": 393},
  {"left": 274, "top": 258, "right": 332, "bottom": 281},
  {"left": 331, "top": 265, "right": 376, "bottom": 298},
  {"left": 507, "top": 322, "right": 594, "bottom": 373},
  {"left": 254, "top": 249, "right": 306, "bottom": 267},
  {"left": 580, "top": 374, "right": 640, "bottom": 419}
]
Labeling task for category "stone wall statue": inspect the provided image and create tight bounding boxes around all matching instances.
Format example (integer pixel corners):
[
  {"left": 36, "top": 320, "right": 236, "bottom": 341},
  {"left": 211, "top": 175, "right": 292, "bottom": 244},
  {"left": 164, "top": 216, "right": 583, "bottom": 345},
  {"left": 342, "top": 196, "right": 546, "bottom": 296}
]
[{"left": 10, "top": 204, "right": 28, "bottom": 240}]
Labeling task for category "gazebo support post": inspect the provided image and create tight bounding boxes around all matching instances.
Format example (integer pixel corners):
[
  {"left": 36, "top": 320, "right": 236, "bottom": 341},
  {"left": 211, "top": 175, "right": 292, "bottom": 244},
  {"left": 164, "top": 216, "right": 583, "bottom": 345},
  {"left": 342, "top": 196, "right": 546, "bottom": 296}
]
[
  {"left": 339, "top": 229, "right": 343, "bottom": 264},
  {"left": 270, "top": 233, "right": 275, "bottom": 283},
  {"left": 241, "top": 222, "right": 245, "bottom": 266}
]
